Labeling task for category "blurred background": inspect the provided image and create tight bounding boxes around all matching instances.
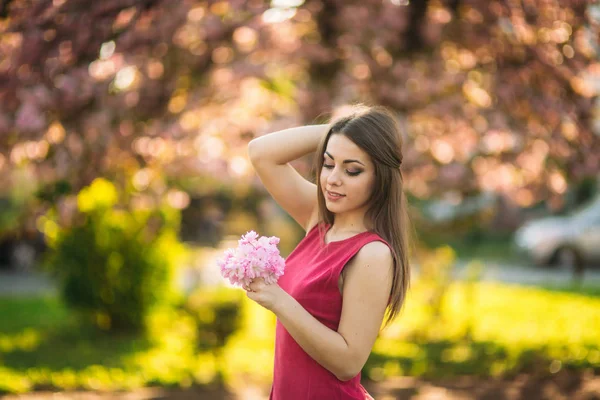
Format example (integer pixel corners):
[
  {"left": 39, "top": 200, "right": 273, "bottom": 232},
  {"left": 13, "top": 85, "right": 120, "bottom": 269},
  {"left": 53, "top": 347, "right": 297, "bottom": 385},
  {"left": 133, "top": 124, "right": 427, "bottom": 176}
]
[{"left": 1, "top": 0, "right": 600, "bottom": 399}]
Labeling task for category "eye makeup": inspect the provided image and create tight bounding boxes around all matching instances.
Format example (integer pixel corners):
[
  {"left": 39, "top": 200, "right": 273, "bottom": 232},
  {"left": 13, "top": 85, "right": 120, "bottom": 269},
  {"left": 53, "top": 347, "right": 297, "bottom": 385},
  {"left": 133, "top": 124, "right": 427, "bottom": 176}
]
[{"left": 322, "top": 163, "right": 362, "bottom": 176}]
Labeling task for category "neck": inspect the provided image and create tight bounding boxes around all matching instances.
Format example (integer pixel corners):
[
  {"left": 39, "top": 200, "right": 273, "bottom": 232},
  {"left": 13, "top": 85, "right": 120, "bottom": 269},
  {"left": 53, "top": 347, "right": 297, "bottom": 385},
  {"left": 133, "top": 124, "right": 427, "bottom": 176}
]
[{"left": 330, "top": 214, "right": 369, "bottom": 233}]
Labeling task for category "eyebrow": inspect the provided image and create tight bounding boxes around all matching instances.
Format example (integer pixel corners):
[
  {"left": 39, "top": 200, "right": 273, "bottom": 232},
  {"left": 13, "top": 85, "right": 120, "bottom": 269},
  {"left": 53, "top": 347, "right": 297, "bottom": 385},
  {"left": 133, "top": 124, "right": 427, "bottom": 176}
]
[{"left": 324, "top": 151, "right": 365, "bottom": 166}]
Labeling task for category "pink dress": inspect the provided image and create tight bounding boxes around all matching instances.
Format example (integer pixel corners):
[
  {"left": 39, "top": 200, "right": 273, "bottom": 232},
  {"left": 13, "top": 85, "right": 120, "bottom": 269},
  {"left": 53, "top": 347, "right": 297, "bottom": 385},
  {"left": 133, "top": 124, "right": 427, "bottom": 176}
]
[{"left": 269, "top": 221, "right": 390, "bottom": 400}]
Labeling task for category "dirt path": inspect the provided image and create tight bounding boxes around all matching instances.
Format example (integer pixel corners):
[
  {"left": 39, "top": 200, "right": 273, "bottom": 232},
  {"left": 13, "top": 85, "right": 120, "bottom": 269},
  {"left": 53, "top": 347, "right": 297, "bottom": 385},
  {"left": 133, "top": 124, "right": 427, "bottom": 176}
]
[{"left": 363, "top": 369, "right": 600, "bottom": 399}]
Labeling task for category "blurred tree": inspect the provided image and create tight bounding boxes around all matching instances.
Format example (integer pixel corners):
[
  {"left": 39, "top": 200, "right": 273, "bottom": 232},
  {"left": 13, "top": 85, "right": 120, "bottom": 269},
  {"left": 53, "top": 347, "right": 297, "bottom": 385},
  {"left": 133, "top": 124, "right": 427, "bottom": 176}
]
[
  {"left": 42, "top": 178, "right": 186, "bottom": 332},
  {"left": 0, "top": 0, "right": 598, "bottom": 227}
]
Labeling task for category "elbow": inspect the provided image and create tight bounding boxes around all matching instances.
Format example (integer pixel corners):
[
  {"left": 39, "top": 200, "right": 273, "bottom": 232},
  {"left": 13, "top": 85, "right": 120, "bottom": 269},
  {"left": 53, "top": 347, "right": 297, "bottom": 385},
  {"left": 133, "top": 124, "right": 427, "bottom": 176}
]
[
  {"left": 247, "top": 140, "right": 258, "bottom": 162},
  {"left": 334, "top": 362, "right": 362, "bottom": 382},
  {"left": 335, "top": 374, "right": 352, "bottom": 383},
  {"left": 247, "top": 139, "right": 263, "bottom": 163},
  {"left": 335, "top": 370, "right": 360, "bottom": 382},
  {"left": 333, "top": 343, "right": 365, "bottom": 382}
]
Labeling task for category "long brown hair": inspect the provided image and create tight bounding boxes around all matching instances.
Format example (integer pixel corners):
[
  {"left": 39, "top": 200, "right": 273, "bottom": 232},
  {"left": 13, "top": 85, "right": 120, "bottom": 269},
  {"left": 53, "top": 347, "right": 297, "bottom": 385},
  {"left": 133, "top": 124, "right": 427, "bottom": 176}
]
[{"left": 314, "top": 104, "right": 412, "bottom": 328}]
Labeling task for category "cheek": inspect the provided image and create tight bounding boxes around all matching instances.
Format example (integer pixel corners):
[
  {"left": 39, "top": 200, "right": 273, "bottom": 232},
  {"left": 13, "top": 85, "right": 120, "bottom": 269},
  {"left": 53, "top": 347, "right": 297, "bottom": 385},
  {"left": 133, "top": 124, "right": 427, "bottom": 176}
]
[
  {"left": 319, "top": 169, "right": 327, "bottom": 185},
  {"left": 344, "top": 178, "right": 372, "bottom": 201},
  {"left": 355, "top": 177, "right": 375, "bottom": 198},
  {"left": 320, "top": 168, "right": 335, "bottom": 182}
]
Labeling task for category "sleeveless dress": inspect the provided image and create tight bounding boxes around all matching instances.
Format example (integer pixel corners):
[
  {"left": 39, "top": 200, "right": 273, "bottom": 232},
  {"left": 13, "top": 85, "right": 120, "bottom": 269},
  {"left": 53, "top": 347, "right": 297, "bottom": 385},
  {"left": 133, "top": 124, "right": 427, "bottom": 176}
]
[{"left": 269, "top": 221, "right": 391, "bottom": 400}]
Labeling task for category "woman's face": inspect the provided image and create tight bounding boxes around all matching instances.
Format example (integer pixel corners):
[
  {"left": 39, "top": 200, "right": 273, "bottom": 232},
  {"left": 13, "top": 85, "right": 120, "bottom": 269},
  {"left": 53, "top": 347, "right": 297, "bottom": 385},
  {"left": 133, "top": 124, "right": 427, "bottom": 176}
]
[{"left": 320, "top": 134, "right": 375, "bottom": 214}]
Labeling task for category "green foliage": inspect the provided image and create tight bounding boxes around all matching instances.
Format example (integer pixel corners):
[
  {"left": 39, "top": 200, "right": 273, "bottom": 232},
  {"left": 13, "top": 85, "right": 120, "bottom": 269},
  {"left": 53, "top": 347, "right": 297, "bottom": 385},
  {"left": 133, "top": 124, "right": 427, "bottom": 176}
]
[
  {"left": 365, "top": 281, "right": 600, "bottom": 380},
  {"left": 183, "top": 286, "right": 244, "bottom": 351},
  {"left": 259, "top": 74, "right": 296, "bottom": 100},
  {"left": 35, "top": 180, "right": 72, "bottom": 204},
  {"left": 0, "top": 169, "right": 41, "bottom": 238},
  {"left": 0, "top": 198, "right": 23, "bottom": 238},
  {"left": 182, "top": 286, "right": 245, "bottom": 386},
  {"left": 411, "top": 246, "right": 454, "bottom": 332},
  {"left": 0, "top": 296, "right": 203, "bottom": 394},
  {"left": 1, "top": 278, "right": 599, "bottom": 394},
  {"left": 417, "top": 224, "right": 520, "bottom": 262},
  {"left": 41, "top": 178, "right": 186, "bottom": 333}
]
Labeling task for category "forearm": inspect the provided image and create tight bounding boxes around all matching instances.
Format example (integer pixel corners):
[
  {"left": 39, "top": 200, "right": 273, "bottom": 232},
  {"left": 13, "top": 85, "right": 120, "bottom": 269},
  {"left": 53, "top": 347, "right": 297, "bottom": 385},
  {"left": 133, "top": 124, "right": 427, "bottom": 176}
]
[
  {"left": 274, "top": 292, "right": 356, "bottom": 381},
  {"left": 248, "top": 124, "right": 330, "bottom": 165}
]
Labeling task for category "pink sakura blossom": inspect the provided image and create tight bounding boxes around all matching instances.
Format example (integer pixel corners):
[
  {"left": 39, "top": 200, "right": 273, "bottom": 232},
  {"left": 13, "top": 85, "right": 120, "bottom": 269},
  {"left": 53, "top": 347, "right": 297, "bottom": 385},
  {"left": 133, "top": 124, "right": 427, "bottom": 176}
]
[
  {"left": 15, "top": 100, "right": 46, "bottom": 133},
  {"left": 217, "top": 230, "right": 285, "bottom": 288}
]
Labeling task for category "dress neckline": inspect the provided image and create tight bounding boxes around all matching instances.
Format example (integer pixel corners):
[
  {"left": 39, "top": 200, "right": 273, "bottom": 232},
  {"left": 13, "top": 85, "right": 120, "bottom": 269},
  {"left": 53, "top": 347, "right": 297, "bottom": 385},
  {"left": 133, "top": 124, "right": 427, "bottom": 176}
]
[{"left": 323, "top": 222, "right": 372, "bottom": 245}]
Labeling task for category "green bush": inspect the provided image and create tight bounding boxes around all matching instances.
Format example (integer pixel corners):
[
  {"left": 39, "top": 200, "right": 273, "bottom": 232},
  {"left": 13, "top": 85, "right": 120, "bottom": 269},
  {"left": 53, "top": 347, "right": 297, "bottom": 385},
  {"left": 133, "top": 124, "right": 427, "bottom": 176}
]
[
  {"left": 183, "top": 286, "right": 244, "bottom": 351},
  {"left": 183, "top": 286, "right": 244, "bottom": 385},
  {"left": 41, "top": 178, "right": 186, "bottom": 333}
]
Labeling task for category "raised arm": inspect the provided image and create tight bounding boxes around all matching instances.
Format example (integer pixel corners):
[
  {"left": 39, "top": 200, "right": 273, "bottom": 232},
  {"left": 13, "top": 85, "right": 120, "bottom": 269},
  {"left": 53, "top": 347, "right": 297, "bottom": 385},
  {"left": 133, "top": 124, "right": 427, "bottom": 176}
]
[{"left": 248, "top": 124, "right": 330, "bottom": 231}]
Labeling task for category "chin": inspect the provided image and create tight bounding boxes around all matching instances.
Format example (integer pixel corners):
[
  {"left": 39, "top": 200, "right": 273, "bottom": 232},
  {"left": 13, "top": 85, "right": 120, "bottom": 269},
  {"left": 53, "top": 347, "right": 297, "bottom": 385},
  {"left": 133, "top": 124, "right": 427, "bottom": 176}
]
[{"left": 326, "top": 202, "right": 347, "bottom": 211}]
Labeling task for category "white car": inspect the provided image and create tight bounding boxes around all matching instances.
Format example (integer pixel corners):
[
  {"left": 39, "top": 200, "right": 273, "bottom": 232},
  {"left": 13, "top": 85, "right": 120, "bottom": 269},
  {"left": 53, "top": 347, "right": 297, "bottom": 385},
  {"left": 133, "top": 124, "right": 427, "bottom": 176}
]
[{"left": 514, "top": 196, "right": 600, "bottom": 270}]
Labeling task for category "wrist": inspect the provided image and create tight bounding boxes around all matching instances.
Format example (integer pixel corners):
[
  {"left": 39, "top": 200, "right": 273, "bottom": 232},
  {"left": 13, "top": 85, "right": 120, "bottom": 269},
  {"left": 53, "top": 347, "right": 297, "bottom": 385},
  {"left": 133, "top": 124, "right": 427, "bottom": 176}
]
[{"left": 273, "top": 285, "right": 291, "bottom": 317}]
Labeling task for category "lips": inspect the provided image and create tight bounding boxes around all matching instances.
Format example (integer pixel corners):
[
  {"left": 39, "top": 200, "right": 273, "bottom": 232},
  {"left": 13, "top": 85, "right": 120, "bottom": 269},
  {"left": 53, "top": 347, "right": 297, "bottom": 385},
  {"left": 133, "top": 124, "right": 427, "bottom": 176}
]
[{"left": 327, "top": 190, "right": 345, "bottom": 197}]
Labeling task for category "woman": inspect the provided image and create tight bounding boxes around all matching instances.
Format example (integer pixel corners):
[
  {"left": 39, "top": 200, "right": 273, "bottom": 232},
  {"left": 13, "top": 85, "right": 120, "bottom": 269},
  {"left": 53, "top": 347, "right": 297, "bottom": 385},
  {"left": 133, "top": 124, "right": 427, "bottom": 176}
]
[{"left": 245, "top": 104, "right": 411, "bottom": 399}]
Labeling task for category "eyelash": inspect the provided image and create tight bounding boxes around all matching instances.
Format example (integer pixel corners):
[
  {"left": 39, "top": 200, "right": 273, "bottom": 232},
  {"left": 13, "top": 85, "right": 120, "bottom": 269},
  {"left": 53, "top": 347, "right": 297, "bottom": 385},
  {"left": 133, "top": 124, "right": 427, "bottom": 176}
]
[{"left": 322, "top": 164, "right": 362, "bottom": 176}]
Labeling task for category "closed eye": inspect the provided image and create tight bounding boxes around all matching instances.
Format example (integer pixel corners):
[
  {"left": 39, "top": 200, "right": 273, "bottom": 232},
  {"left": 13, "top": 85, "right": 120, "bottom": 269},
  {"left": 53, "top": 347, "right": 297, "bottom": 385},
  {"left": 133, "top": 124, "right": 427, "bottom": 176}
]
[{"left": 323, "top": 164, "right": 362, "bottom": 176}]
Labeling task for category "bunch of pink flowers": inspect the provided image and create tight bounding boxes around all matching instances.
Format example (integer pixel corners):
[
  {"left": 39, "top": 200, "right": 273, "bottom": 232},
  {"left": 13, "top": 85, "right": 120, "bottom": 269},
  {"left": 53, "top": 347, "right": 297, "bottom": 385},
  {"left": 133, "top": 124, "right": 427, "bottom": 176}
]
[{"left": 217, "top": 230, "right": 285, "bottom": 287}]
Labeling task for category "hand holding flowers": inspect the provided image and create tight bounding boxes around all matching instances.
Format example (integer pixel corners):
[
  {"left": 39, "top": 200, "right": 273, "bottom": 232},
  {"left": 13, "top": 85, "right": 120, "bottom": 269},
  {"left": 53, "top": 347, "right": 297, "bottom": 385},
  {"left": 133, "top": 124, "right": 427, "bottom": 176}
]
[{"left": 217, "top": 230, "right": 287, "bottom": 312}]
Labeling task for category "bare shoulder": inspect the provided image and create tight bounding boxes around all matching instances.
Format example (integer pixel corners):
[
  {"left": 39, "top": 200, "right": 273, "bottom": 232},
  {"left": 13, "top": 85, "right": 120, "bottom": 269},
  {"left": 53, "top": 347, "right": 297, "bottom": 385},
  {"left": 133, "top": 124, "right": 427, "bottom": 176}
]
[
  {"left": 345, "top": 240, "right": 394, "bottom": 279},
  {"left": 358, "top": 240, "right": 393, "bottom": 263}
]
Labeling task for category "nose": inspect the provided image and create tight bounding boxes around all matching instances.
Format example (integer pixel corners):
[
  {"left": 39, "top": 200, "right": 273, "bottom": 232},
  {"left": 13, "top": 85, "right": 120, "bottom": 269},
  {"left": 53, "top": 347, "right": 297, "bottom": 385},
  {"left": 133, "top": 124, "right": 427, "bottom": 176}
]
[{"left": 326, "top": 166, "right": 343, "bottom": 186}]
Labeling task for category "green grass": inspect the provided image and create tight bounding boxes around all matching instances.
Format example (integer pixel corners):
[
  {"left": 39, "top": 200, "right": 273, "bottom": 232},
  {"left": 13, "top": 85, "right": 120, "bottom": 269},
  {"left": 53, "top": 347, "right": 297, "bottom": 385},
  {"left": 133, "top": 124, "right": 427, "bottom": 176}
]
[
  {"left": 1, "top": 281, "right": 599, "bottom": 394},
  {"left": 450, "top": 239, "right": 523, "bottom": 262},
  {"left": 536, "top": 282, "right": 600, "bottom": 298},
  {"left": 366, "top": 281, "right": 600, "bottom": 380},
  {"left": 0, "top": 296, "right": 212, "bottom": 394},
  {"left": 0, "top": 297, "right": 152, "bottom": 370},
  {"left": 0, "top": 296, "right": 69, "bottom": 334},
  {"left": 416, "top": 230, "right": 525, "bottom": 263}
]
